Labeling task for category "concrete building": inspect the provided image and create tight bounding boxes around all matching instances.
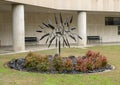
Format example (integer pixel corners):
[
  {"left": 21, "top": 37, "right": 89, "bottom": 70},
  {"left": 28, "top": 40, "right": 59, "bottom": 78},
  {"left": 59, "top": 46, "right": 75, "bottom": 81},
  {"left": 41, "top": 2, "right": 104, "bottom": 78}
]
[{"left": 0, "top": 0, "right": 120, "bottom": 52}]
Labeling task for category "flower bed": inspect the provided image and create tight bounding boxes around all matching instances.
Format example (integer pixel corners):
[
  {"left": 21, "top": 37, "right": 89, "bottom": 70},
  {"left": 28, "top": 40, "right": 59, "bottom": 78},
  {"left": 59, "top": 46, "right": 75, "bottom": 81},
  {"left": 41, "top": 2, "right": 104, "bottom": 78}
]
[{"left": 7, "top": 50, "right": 112, "bottom": 74}]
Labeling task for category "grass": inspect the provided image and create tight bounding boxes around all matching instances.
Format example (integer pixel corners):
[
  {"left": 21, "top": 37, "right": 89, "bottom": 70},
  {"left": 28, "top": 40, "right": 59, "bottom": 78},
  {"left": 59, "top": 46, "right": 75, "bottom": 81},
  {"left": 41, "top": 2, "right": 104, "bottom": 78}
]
[{"left": 0, "top": 45, "right": 120, "bottom": 85}]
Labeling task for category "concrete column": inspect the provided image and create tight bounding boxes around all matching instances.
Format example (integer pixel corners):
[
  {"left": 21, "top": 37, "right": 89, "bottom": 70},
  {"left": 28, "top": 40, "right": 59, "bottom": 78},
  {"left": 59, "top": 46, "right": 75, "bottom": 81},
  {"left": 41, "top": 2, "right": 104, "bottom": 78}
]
[
  {"left": 78, "top": 12, "right": 87, "bottom": 46},
  {"left": 12, "top": 4, "right": 25, "bottom": 51}
]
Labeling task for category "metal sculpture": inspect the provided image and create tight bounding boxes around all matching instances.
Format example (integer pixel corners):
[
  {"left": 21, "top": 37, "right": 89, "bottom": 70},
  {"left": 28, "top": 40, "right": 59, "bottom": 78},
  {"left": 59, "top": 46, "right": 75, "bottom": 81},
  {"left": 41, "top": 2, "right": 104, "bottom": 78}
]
[{"left": 36, "top": 13, "right": 82, "bottom": 55}]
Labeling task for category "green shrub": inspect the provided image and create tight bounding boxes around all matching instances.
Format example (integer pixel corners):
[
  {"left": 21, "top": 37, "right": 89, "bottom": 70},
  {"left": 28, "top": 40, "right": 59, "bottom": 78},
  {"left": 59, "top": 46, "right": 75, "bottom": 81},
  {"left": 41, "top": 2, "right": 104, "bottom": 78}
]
[
  {"left": 25, "top": 52, "right": 50, "bottom": 71},
  {"left": 85, "top": 57, "right": 95, "bottom": 70},
  {"left": 25, "top": 52, "right": 38, "bottom": 69},
  {"left": 86, "top": 50, "right": 108, "bottom": 69},
  {"left": 24, "top": 50, "right": 108, "bottom": 73},
  {"left": 75, "top": 50, "right": 108, "bottom": 72},
  {"left": 101, "top": 56, "right": 107, "bottom": 67},
  {"left": 75, "top": 57, "right": 88, "bottom": 72},
  {"left": 52, "top": 57, "right": 64, "bottom": 72},
  {"left": 36, "top": 57, "right": 50, "bottom": 72},
  {"left": 63, "top": 58, "right": 73, "bottom": 71}
]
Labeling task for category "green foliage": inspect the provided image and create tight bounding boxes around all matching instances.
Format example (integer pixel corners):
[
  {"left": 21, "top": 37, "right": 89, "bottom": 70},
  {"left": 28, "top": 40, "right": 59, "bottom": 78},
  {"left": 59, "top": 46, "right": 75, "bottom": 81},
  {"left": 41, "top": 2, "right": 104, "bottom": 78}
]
[
  {"left": 75, "top": 57, "right": 88, "bottom": 72},
  {"left": 75, "top": 50, "right": 108, "bottom": 72},
  {"left": 63, "top": 58, "right": 73, "bottom": 71},
  {"left": 36, "top": 56, "right": 50, "bottom": 72},
  {"left": 86, "top": 50, "right": 108, "bottom": 69},
  {"left": 52, "top": 57, "right": 64, "bottom": 72},
  {"left": 25, "top": 52, "right": 50, "bottom": 71},
  {"left": 24, "top": 50, "right": 108, "bottom": 73},
  {"left": 25, "top": 52, "right": 38, "bottom": 69},
  {"left": 101, "top": 56, "right": 107, "bottom": 67}
]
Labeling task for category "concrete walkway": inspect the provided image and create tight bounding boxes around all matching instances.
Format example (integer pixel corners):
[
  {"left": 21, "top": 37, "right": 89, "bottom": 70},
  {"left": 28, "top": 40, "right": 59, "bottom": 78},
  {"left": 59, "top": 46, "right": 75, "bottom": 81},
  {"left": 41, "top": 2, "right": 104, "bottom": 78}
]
[
  {"left": 0, "top": 45, "right": 54, "bottom": 55},
  {"left": 0, "top": 43, "right": 120, "bottom": 55},
  {"left": 0, "top": 44, "right": 79, "bottom": 55}
]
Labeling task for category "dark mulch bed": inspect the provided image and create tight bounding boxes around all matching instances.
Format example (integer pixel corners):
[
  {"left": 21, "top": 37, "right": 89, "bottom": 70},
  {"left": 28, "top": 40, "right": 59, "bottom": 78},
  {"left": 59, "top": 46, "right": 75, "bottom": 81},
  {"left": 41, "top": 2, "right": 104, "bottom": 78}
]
[{"left": 7, "top": 57, "right": 113, "bottom": 74}]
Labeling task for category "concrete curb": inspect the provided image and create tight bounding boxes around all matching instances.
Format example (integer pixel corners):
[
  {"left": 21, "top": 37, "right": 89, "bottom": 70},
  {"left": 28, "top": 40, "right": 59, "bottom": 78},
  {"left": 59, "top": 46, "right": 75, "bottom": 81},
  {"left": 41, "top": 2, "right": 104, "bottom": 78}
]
[{"left": 103, "top": 65, "right": 115, "bottom": 73}]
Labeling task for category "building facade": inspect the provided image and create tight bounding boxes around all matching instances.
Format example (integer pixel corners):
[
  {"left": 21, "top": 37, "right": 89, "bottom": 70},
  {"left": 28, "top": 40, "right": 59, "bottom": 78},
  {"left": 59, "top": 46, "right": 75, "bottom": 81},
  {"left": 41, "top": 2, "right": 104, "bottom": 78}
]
[{"left": 0, "top": 0, "right": 120, "bottom": 52}]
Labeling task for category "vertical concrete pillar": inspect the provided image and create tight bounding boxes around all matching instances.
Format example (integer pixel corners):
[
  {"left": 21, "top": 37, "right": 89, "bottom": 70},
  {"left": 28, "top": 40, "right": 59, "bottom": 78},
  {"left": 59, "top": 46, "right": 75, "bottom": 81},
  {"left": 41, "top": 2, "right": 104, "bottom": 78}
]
[
  {"left": 12, "top": 4, "right": 25, "bottom": 51},
  {"left": 78, "top": 12, "right": 87, "bottom": 46}
]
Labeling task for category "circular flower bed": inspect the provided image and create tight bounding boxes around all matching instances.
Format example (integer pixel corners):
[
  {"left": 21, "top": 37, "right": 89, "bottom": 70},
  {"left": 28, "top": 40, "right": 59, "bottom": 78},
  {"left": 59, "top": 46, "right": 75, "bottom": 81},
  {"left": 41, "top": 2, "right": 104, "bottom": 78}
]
[{"left": 7, "top": 50, "right": 113, "bottom": 74}]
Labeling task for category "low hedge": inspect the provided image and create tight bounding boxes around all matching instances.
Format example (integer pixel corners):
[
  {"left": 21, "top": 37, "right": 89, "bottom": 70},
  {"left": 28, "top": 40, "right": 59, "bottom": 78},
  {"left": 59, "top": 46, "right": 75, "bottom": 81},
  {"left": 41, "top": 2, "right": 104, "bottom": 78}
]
[{"left": 24, "top": 50, "right": 108, "bottom": 73}]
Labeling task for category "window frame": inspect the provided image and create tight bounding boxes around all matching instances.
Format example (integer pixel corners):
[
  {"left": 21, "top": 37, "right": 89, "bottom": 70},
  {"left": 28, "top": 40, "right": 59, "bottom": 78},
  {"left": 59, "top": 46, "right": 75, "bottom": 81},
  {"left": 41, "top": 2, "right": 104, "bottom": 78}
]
[{"left": 118, "top": 26, "right": 120, "bottom": 35}]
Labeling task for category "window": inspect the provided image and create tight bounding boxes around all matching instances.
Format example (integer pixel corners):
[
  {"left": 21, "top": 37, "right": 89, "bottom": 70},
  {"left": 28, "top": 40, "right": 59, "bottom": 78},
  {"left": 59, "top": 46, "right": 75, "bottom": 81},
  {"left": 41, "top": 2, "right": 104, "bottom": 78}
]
[
  {"left": 118, "top": 26, "right": 120, "bottom": 35},
  {"left": 105, "top": 17, "right": 120, "bottom": 25}
]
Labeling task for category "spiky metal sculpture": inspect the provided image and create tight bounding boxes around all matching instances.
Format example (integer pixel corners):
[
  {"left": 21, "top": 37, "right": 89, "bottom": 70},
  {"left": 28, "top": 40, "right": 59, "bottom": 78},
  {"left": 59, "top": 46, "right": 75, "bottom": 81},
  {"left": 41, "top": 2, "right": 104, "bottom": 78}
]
[{"left": 36, "top": 13, "right": 82, "bottom": 55}]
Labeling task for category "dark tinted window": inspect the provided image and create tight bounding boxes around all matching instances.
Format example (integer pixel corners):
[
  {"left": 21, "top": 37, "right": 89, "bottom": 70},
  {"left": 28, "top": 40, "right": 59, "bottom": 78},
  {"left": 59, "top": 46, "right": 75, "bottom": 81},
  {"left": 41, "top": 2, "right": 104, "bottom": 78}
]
[
  {"left": 118, "top": 26, "right": 120, "bottom": 35},
  {"left": 105, "top": 17, "right": 120, "bottom": 25}
]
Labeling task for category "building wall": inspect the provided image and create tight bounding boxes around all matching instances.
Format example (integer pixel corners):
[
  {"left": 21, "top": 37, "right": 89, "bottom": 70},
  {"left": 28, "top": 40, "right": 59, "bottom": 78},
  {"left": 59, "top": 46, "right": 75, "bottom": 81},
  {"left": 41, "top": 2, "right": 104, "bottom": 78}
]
[
  {"left": 0, "top": 11, "right": 120, "bottom": 46},
  {"left": 55, "top": 0, "right": 120, "bottom": 11},
  {"left": 0, "top": 12, "right": 77, "bottom": 46},
  {"left": 5, "top": 0, "right": 55, "bottom": 9},
  {"left": 87, "top": 14, "right": 120, "bottom": 43},
  {"left": 0, "top": 12, "right": 12, "bottom": 46},
  {"left": 25, "top": 12, "right": 78, "bottom": 45},
  {"left": 5, "top": 0, "right": 120, "bottom": 12}
]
